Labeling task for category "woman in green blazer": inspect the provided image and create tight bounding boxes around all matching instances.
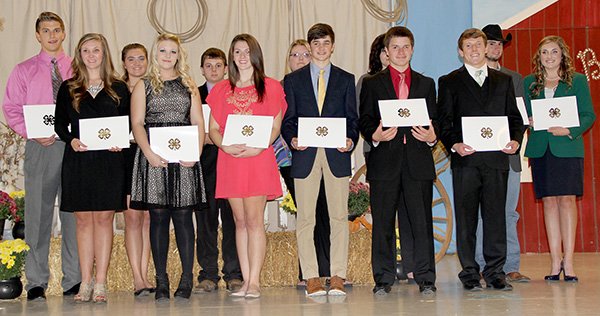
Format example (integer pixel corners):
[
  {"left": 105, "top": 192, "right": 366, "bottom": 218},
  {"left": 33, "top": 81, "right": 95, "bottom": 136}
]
[{"left": 524, "top": 35, "right": 596, "bottom": 283}]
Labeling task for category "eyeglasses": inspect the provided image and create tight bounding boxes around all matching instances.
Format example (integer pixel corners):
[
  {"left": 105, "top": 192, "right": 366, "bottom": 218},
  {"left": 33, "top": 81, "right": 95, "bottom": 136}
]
[{"left": 289, "top": 52, "right": 311, "bottom": 58}]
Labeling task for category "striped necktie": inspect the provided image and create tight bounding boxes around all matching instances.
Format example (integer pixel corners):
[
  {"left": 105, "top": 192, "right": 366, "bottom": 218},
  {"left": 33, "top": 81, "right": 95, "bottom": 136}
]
[{"left": 51, "top": 58, "right": 63, "bottom": 103}]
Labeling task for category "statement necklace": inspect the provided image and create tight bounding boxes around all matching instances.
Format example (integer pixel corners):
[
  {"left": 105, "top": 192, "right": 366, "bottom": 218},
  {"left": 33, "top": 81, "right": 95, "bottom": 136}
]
[{"left": 88, "top": 82, "right": 104, "bottom": 96}]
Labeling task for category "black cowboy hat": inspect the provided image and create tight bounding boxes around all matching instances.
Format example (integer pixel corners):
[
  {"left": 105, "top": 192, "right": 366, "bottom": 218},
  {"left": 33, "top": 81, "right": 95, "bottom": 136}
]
[{"left": 482, "top": 24, "right": 512, "bottom": 43}]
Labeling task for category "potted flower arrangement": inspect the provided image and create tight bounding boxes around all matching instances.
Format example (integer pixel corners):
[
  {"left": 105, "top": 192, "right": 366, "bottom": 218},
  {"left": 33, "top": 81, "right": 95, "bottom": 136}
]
[
  {"left": 0, "top": 239, "right": 29, "bottom": 299},
  {"left": 280, "top": 191, "right": 297, "bottom": 215},
  {"left": 8, "top": 191, "right": 24, "bottom": 239},
  {"left": 0, "top": 191, "right": 17, "bottom": 240},
  {"left": 348, "top": 182, "right": 372, "bottom": 232}
]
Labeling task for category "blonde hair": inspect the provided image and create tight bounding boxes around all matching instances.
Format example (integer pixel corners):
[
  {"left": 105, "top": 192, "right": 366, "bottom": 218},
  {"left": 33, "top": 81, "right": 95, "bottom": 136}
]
[
  {"left": 529, "top": 35, "right": 575, "bottom": 97},
  {"left": 68, "top": 33, "right": 121, "bottom": 111},
  {"left": 147, "top": 33, "right": 196, "bottom": 95},
  {"left": 285, "top": 39, "right": 310, "bottom": 74}
]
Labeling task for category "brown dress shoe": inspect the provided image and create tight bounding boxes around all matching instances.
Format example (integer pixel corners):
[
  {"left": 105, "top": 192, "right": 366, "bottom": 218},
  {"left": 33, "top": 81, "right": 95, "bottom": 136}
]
[
  {"left": 306, "top": 277, "right": 326, "bottom": 297},
  {"left": 506, "top": 272, "right": 531, "bottom": 283},
  {"left": 328, "top": 275, "right": 346, "bottom": 296}
]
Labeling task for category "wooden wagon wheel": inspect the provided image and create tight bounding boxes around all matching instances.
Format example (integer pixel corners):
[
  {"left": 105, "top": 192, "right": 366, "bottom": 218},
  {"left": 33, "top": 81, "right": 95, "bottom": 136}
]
[{"left": 350, "top": 142, "right": 453, "bottom": 263}]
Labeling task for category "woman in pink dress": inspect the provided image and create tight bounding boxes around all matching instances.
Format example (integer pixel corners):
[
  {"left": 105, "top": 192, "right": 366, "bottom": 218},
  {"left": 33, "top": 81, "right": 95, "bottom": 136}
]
[{"left": 207, "top": 33, "right": 287, "bottom": 298}]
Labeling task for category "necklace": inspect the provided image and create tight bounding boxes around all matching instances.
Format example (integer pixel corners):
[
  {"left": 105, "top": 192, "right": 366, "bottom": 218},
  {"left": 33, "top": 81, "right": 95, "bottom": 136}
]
[{"left": 88, "top": 82, "right": 104, "bottom": 96}]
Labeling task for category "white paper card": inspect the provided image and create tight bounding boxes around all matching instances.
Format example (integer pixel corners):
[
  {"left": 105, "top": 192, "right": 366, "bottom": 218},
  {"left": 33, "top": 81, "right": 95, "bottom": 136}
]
[
  {"left": 202, "top": 104, "right": 211, "bottom": 133},
  {"left": 298, "top": 117, "right": 346, "bottom": 148},
  {"left": 79, "top": 116, "right": 130, "bottom": 151},
  {"left": 222, "top": 114, "right": 273, "bottom": 148},
  {"left": 23, "top": 104, "right": 56, "bottom": 138},
  {"left": 462, "top": 116, "right": 510, "bottom": 152},
  {"left": 515, "top": 97, "right": 529, "bottom": 125},
  {"left": 378, "top": 98, "right": 430, "bottom": 127},
  {"left": 531, "top": 96, "right": 580, "bottom": 131},
  {"left": 149, "top": 126, "right": 200, "bottom": 162}
]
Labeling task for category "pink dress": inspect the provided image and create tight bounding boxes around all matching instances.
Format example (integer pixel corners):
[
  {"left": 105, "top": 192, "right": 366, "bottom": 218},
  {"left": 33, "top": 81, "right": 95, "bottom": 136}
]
[{"left": 207, "top": 77, "right": 287, "bottom": 200}]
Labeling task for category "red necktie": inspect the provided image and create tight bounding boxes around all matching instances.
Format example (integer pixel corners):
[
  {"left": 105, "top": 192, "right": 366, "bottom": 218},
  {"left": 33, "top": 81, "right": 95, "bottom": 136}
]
[{"left": 399, "top": 73, "right": 408, "bottom": 144}]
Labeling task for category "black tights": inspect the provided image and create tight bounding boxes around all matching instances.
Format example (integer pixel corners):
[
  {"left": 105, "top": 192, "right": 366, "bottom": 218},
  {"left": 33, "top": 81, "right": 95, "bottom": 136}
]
[{"left": 149, "top": 208, "right": 195, "bottom": 280}]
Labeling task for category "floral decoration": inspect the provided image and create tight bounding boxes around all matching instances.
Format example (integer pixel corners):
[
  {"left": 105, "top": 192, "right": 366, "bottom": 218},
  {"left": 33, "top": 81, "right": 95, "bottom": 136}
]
[
  {"left": 348, "top": 181, "right": 370, "bottom": 217},
  {"left": 0, "top": 239, "right": 29, "bottom": 279}
]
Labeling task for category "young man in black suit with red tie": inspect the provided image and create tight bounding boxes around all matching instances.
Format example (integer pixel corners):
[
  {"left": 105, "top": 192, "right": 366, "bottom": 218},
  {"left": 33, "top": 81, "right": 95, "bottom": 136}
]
[
  {"left": 437, "top": 28, "right": 523, "bottom": 291},
  {"left": 194, "top": 48, "right": 242, "bottom": 293},
  {"left": 359, "top": 26, "right": 438, "bottom": 295},
  {"left": 282, "top": 23, "right": 359, "bottom": 297}
]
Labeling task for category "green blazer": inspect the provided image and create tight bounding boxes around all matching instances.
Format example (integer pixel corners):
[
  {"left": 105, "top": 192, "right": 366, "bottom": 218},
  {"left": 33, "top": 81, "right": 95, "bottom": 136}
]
[{"left": 524, "top": 72, "right": 596, "bottom": 158}]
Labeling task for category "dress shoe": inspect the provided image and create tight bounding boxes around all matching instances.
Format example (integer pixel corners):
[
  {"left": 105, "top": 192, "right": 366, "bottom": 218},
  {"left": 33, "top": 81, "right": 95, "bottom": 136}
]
[
  {"left": 155, "top": 275, "right": 170, "bottom": 301},
  {"left": 327, "top": 275, "right": 346, "bottom": 296},
  {"left": 174, "top": 277, "right": 193, "bottom": 299},
  {"left": 486, "top": 278, "right": 513, "bottom": 291},
  {"left": 226, "top": 279, "right": 244, "bottom": 292},
  {"left": 27, "top": 286, "right": 46, "bottom": 301},
  {"left": 506, "top": 272, "right": 531, "bottom": 283},
  {"left": 463, "top": 280, "right": 483, "bottom": 291},
  {"left": 305, "top": 277, "right": 326, "bottom": 297},
  {"left": 194, "top": 279, "right": 217, "bottom": 293},
  {"left": 544, "top": 264, "right": 563, "bottom": 282},
  {"left": 63, "top": 282, "right": 81, "bottom": 296},
  {"left": 134, "top": 288, "right": 153, "bottom": 297},
  {"left": 418, "top": 281, "right": 437, "bottom": 295},
  {"left": 372, "top": 283, "right": 392, "bottom": 295}
]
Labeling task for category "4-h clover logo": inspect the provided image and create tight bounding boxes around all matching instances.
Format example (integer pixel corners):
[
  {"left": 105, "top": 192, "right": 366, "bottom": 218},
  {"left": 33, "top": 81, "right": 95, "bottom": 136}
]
[
  {"left": 168, "top": 138, "right": 181, "bottom": 150},
  {"left": 480, "top": 127, "right": 493, "bottom": 139},
  {"left": 549, "top": 108, "right": 561, "bottom": 118},
  {"left": 43, "top": 114, "right": 55, "bottom": 126},
  {"left": 397, "top": 108, "right": 411, "bottom": 117},
  {"left": 316, "top": 126, "right": 329, "bottom": 137},
  {"left": 97, "top": 128, "right": 111, "bottom": 140},
  {"left": 242, "top": 125, "right": 254, "bottom": 136}
]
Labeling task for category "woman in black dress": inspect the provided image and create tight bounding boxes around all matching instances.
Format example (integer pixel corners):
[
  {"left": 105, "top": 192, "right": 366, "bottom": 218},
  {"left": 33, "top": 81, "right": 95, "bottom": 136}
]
[{"left": 55, "top": 33, "right": 130, "bottom": 303}]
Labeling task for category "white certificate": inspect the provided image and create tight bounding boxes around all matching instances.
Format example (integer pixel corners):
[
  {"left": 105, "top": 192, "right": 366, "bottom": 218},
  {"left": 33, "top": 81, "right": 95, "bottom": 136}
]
[
  {"left": 23, "top": 104, "right": 56, "bottom": 138},
  {"left": 222, "top": 114, "right": 273, "bottom": 149},
  {"left": 79, "top": 116, "right": 130, "bottom": 151},
  {"left": 297, "top": 117, "right": 346, "bottom": 148},
  {"left": 378, "top": 98, "right": 430, "bottom": 127},
  {"left": 149, "top": 126, "right": 200, "bottom": 163},
  {"left": 531, "top": 96, "right": 580, "bottom": 131},
  {"left": 515, "top": 97, "right": 529, "bottom": 125},
  {"left": 202, "top": 104, "right": 211, "bottom": 133},
  {"left": 462, "top": 116, "right": 510, "bottom": 152}
]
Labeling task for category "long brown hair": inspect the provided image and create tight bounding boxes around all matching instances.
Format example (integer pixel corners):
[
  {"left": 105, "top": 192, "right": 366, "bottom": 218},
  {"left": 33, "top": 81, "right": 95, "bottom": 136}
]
[
  {"left": 68, "top": 33, "right": 120, "bottom": 111},
  {"left": 529, "top": 35, "right": 575, "bottom": 97},
  {"left": 228, "top": 34, "right": 266, "bottom": 102},
  {"left": 121, "top": 43, "right": 148, "bottom": 82},
  {"left": 147, "top": 33, "right": 196, "bottom": 96}
]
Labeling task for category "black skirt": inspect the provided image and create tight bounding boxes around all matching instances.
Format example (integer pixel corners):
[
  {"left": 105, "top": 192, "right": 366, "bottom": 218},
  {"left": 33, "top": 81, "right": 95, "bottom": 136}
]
[{"left": 530, "top": 148, "right": 583, "bottom": 199}]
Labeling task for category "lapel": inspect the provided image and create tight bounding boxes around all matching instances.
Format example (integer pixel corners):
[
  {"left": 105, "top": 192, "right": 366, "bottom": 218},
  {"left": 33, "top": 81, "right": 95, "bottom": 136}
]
[
  {"left": 553, "top": 80, "right": 568, "bottom": 97},
  {"left": 408, "top": 69, "right": 419, "bottom": 98},
  {"left": 378, "top": 68, "right": 397, "bottom": 99},
  {"left": 457, "top": 66, "right": 485, "bottom": 105},
  {"left": 298, "top": 65, "right": 319, "bottom": 114}
]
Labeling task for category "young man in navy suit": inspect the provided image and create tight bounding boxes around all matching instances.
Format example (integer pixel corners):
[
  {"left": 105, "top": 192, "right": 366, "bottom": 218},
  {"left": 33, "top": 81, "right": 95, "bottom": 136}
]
[
  {"left": 194, "top": 48, "right": 242, "bottom": 293},
  {"left": 437, "top": 28, "right": 523, "bottom": 291},
  {"left": 282, "top": 23, "right": 359, "bottom": 297},
  {"left": 359, "top": 26, "right": 438, "bottom": 295}
]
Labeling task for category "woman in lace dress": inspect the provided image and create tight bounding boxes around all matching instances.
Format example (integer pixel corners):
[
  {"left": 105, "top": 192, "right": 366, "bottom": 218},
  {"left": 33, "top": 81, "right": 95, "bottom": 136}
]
[{"left": 130, "top": 33, "right": 205, "bottom": 300}]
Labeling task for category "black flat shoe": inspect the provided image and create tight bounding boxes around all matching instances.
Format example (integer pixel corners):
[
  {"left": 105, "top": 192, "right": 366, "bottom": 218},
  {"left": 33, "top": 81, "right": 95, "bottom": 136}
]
[
  {"left": 155, "top": 275, "right": 170, "bottom": 301},
  {"left": 372, "top": 283, "right": 392, "bottom": 295},
  {"left": 27, "top": 286, "right": 46, "bottom": 301},
  {"left": 174, "top": 277, "right": 192, "bottom": 299},
  {"left": 63, "top": 283, "right": 81, "bottom": 296},
  {"left": 463, "top": 280, "right": 483, "bottom": 291},
  {"left": 486, "top": 278, "right": 513, "bottom": 291},
  {"left": 134, "top": 288, "right": 153, "bottom": 297},
  {"left": 418, "top": 281, "right": 437, "bottom": 295},
  {"left": 564, "top": 275, "right": 579, "bottom": 282}
]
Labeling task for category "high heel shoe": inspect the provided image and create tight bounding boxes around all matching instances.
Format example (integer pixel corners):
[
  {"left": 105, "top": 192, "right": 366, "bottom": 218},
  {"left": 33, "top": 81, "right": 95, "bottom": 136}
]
[
  {"left": 562, "top": 262, "right": 579, "bottom": 282},
  {"left": 74, "top": 282, "right": 93, "bottom": 302},
  {"left": 92, "top": 283, "right": 107, "bottom": 303},
  {"left": 544, "top": 261, "right": 563, "bottom": 281},
  {"left": 155, "top": 274, "right": 170, "bottom": 301},
  {"left": 173, "top": 276, "right": 192, "bottom": 299}
]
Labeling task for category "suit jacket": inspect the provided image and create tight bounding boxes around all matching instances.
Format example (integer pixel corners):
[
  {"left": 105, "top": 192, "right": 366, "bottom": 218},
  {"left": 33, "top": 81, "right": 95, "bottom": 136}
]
[
  {"left": 524, "top": 72, "right": 596, "bottom": 158},
  {"left": 500, "top": 66, "right": 525, "bottom": 172},
  {"left": 437, "top": 66, "right": 524, "bottom": 170},
  {"left": 199, "top": 83, "right": 209, "bottom": 103},
  {"left": 359, "top": 67, "right": 437, "bottom": 181},
  {"left": 282, "top": 63, "right": 359, "bottom": 178}
]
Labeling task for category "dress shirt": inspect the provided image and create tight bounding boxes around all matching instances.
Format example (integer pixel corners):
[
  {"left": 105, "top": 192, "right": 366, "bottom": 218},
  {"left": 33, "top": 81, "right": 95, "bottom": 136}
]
[
  {"left": 464, "top": 63, "right": 488, "bottom": 84},
  {"left": 206, "top": 81, "right": 215, "bottom": 93},
  {"left": 388, "top": 65, "right": 412, "bottom": 97},
  {"left": 310, "top": 62, "right": 331, "bottom": 104},
  {"left": 3, "top": 50, "right": 73, "bottom": 138}
]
